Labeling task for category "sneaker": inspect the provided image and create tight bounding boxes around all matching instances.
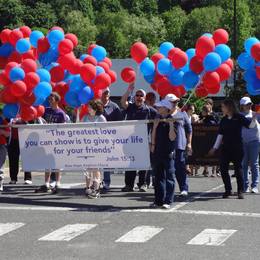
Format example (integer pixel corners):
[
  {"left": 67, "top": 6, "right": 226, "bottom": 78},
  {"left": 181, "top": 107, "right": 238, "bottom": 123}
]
[
  {"left": 222, "top": 191, "right": 232, "bottom": 198},
  {"left": 9, "top": 180, "right": 16, "bottom": 184},
  {"left": 251, "top": 187, "right": 259, "bottom": 194},
  {"left": 88, "top": 190, "right": 100, "bottom": 199},
  {"left": 180, "top": 190, "right": 188, "bottom": 196},
  {"left": 162, "top": 204, "right": 171, "bottom": 209},
  {"left": 35, "top": 185, "right": 52, "bottom": 193},
  {"left": 85, "top": 188, "right": 92, "bottom": 196},
  {"left": 121, "top": 186, "right": 134, "bottom": 192},
  {"left": 50, "top": 181, "right": 56, "bottom": 189},
  {"left": 245, "top": 187, "right": 251, "bottom": 193},
  {"left": 0, "top": 181, "right": 3, "bottom": 192},
  {"left": 139, "top": 185, "right": 147, "bottom": 192},
  {"left": 24, "top": 180, "right": 32, "bottom": 185},
  {"left": 102, "top": 184, "right": 110, "bottom": 191},
  {"left": 51, "top": 186, "right": 60, "bottom": 194},
  {"left": 238, "top": 192, "right": 244, "bottom": 199}
]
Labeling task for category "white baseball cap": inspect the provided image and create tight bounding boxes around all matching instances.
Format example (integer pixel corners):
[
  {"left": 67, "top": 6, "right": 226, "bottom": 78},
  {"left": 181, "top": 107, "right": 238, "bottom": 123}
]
[
  {"left": 135, "top": 89, "right": 146, "bottom": 97},
  {"left": 240, "top": 96, "right": 252, "bottom": 105},
  {"left": 155, "top": 99, "right": 173, "bottom": 110},
  {"left": 102, "top": 88, "right": 110, "bottom": 94},
  {"left": 164, "top": 93, "right": 180, "bottom": 102}
]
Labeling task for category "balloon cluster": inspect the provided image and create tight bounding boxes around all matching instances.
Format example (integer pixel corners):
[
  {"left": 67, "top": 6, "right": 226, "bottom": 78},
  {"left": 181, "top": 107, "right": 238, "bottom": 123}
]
[
  {"left": 0, "top": 26, "right": 116, "bottom": 120},
  {"left": 124, "top": 28, "right": 232, "bottom": 99},
  {"left": 237, "top": 37, "right": 260, "bottom": 95}
]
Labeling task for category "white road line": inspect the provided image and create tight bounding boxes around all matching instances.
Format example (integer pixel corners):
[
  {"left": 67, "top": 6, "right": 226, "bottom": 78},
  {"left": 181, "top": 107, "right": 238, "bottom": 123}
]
[
  {"left": 39, "top": 224, "right": 97, "bottom": 241},
  {"left": 0, "top": 223, "right": 25, "bottom": 236},
  {"left": 115, "top": 226, "right": 163, "bottom": 243},
  {"left": 187, "top": 229, "right": 237, "bottom": 246}
]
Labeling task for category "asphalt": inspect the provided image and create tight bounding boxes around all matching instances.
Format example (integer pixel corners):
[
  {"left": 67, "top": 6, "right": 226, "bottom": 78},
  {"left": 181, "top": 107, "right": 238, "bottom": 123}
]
[{"left": 0, "top": 171, "right": 259, "bottom": 260}]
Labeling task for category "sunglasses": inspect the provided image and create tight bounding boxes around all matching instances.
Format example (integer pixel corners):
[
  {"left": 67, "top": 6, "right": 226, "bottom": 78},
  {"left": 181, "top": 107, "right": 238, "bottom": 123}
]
[
  {"left": 103, "top": 91, "right": 110, "bottom": 95},
  {"left": 135, "top": 94, "right": 144, "bottom": 97}
]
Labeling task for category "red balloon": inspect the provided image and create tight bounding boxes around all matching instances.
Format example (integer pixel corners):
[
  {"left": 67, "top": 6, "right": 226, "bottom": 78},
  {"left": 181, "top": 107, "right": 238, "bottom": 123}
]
[
  {"left": 130, "top": 42, "right": 148, "bottom": 64},
  {"left": 151, "top": 53, "right": 164, "bottom": 65},
  {"left": 35, "top": 105, "right": 45, "bottom": 117},
  {"left": 53, "top": 82, "right": 69, "bottom": 96},
  {"left": 7, "top": 51, "right": 22, "bottom": 63},
  {"left": 251, "top": 43, "right": 260, "bottom": 62},
  {"left": 20, "top": 26, "right": 31, "bottom": 38},
  {"left": 50, "top": 65, "right": 65, "bottom": 83},
  {"left": 93, "top": 88, "right": 102, "bottom": 99},
  {"left": 69, "top": 59, "right": 83, "bottom": 75},
  {"left": 1, "top": 87, "right": 18, "bottom": 103},
  {"left": 195, "top": 36, "right": 215, "bottom": 59},
  {"left": 58, "top": 39, "right": 74, "bottom": 55},
  {"left": 154, "top": 77, "right": 171, "bottom": 97},
  {"left": 58, "top": 52, "right": 76, "bottom": 70},
  {"left": 94, "top": 73, "right": 111, "bottom": 89},
  {"left": 21, "top": 59, "right": 37, "bottom": 73},
  {"left": 24, "top": 72, "right": 40, "bottom": 91},
  {"left": 9, "top": 30, "right": 23, "bottom": 46},
  {"left": 103, "top": 57, "right": 112, "bottom": 68},
  {"left": 216, "top": 63, "right": 231, "bottom": 81},
  {"left": 256, "top": 66, "right": 260, "bottom": 80},
  {"left": 83, "top": 55, "right": 97, "bottom": 66},
  {"left": 0, "top": 72, "right": 10, "bottom": 86},
  {"left": 22, "top": 49, "right": 36, "bottom": 60},
  {"left": 37, "top": 37, "right": 50, "bottom": 53},
  {"left": 87, "top": 44, "right": 97, "bottom": 55},
  {"left": 107, "top": 70, "right": 117, "bottom": 84},
  {"left": 65, "top": 33, "right": 78, "bottom": 48},
  {"left": 5, "top": 62, "right": 18, "bottom": 75},
  {"left": 190, "top": 56, "right": 204, "bottom": 74},
  {"left": 0, "top": 29, "right": 11, "bottom": 43},
  {"left": 19, "top": 93, "right": 36, "bottom": 106},
  {"left": 20, "top": 105, "right": 37, "bottom": 121},
  {"left": 0, "top": 56, "right": 7, "bottom": 69},
  {"left": 79, "top": 104, "right": 88, "bottom": 120},
  {"left": 224, "top": 58, "right": 234, "bottom": 70},
  {"left": 10, "top": 80, "right": 27, "bottom": 97},
  {"left": 50, "top": 26, "right": 64, "bottom": 33},
  {"left": 213, "top": 29, "right": 229, "bottom": 45},
  {"left": 80, "top": 64, "right": 96, "bottom": 84},
  {"left": 168, "top": 48, "right": 182, "bottom": 60},
  {"left": 195, "top": 83, "right": 208, "bottom": 97},
  {"left": 171, "top": 50, "right": 188, "bottom": 69},
  {"left": 98, "top": 61, "right": 110, "bottom": 73},
  {"left": 121, "top": 67, "right": 136, "bottom": 83},
  {"left": 207, "top": 84, "right": 221, "bottom": 95},
  {"left": 203, "top": 72, "right": 220, "bottom": 88}
]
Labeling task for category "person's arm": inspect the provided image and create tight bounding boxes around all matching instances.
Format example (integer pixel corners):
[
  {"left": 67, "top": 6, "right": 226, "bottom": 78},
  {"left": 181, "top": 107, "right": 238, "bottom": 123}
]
[
  {"left": 150, "top": 118, "right": 160, "bottom": 153},
  {"left": 169, "top": 121, "right": 176, "bottom": 141},
  {"left": 121, "top": 82, "right": 135, "bottom": 109},
  {"left": 184, "top": 112, "right": 192, "bottom": 151},
  {"left": 209, "top": 134, "right": 223, "bottom": 155}
]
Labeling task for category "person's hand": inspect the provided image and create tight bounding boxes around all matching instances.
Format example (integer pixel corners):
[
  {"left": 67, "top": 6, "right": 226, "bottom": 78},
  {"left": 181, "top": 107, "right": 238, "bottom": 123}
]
[
  {"left": 186, "top": 144, "right": 192, "bottom": 156},
  {"left": 127, "top": 82, "right": 135, "bottom": 92},
  {"left": 208, "top": 148, "right": 216, "bottom": 156}
]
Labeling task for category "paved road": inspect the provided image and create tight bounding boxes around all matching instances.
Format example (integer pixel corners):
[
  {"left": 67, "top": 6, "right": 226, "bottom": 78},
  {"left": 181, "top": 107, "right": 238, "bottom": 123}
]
[{"left": 0, "top": 171, "right": 259, "bottom": 260}]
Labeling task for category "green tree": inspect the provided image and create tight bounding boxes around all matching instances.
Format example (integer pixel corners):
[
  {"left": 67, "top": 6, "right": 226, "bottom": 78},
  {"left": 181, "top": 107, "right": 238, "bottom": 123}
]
[
  {"left": 92, "top": 0, "right": 122, "bottom": 12},
  {"left": 63, "top": 10, "right": 97, "bottom": 46},
  {"left": 120, "top": 0, "right": 158, "bottom": 15},
  {"left": 0, "top": 0, "right": 25, "bottom": 29},
  {"left": 248, "top": 1, "right": 260, "bottom": 39},
  {"left": 161, "top": 6, "right": 188, "bottom": 48},
  {"left": 23, "top": 2, "right": 57, "bottom": 29}
]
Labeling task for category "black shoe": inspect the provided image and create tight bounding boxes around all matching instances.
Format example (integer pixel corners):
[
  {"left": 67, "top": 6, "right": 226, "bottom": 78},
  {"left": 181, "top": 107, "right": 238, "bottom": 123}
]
[
  {"left": 35, "top": 185, "right": 52, "bottom": 193},
  {"left": 51, "top": 186, "right": 60, "bottom": 194},
  {"left": 222, "top": 191, "right": 232, "bottom": 198},
  {"left": 238, "top": 192, "right": 244, "bottom": 199},
  {"left": 121, "top": 186, "right": 134, "bottom": 192}
]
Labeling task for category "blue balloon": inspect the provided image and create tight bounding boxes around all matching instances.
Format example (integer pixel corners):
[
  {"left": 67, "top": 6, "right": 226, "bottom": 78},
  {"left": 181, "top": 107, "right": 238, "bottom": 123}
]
[
  {"left": 9, "top": 67, "right": 25, "bottom": 82},
  {"left": 157, "top": 58, "right": 172, "bottom": 75},
  {"left": 80, "top": 54, "right": 88, "bottom": 61},
  {"left": 140, "top": 58, "right": 155, "bottom": 76},
  {"left": 0, "top": 43, "right": 14, "bottom": 57},
  {"left": 65, "top": 91, "right": 81, "bottom": 108},
  {"left": 37, "top": 69, "right": 51, "bottom": 82},
  {"left": 237, "top": 52, "right": 255, "bottom": 70},
  {"left": 168, "top": 69, "right": 184, "bottom": 86},
  {"left": 214, "top": 44, "right": 231, "bottom": 62},
  {"left": 203, "top": 33, "right": 213, "bottom": 38},
  {"left": 47, "top": 30, "right": 64, "bottom": 46},
  {"left": 244, "top": 69, "right": 257, "bottom": 84},
  {"left": 159, "top": 42, "right": 174, "bottom": 57},
  {"left": 16, "top": 39, "right": 30, "bottom": 54},
  {"left": 181, "top": 63, "right": 190, "bottom": 73},
  {"left": 144, "top": 73, "right": 155, "bottom": 84},
  {"left": 29, "top": 30, "right": 44, "bottom": 48},
  {"left": 39, "top": 46, "right": 59, "bottom": 67},
  {"left": 70, "top": 75, "right": 85, "bottom": 92},
  {"left": 244, "top": 37, "right": 259, "bottom": 54},
  {"left": 33, "top": 82, "right": 52, "bottom": 99},
  {"left": 96, "top": 66, "right": 105, "bottom": 75},
  {"left": 3, "top": 104, "right": 19, "bottom": 119},
  {"left": 203, "top": 52, "right": 221, "bottom": 71},
  {"left": 91, "top": 46, "right": 107, "bottom": 62},
  {"left": 33, "top": 97, "right": 46, "bottom": 106},
  {"left": 246, "top": 84, "right": 258, "bottom": 96},
  {"left": 183, "top": 71, "right": 199, "bottom": 90},
  {"left": 78, "top": 86, "right": 94, "bottom": 104},
  {"left": 186, "top": 48, "right": 195, "bottom": 62}
]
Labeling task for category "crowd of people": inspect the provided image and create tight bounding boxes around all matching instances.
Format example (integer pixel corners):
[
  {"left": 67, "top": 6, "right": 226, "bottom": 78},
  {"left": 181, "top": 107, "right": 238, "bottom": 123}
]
[{"left": 0, "top": 85, "right": 259, "bottom": 209}]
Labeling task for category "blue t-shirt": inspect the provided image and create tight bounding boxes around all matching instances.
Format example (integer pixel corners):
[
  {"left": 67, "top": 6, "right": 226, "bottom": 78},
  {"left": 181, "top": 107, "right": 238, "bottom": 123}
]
[{"left": 103, "top": 101, "right": 123, "bottom": 121}]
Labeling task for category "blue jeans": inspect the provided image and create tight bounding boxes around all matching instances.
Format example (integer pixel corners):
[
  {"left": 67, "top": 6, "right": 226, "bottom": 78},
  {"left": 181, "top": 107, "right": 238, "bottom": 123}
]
[
  {"left": 103, "top": 171, "right": 111, "bottom": 186},
  {"left": 153, "top": 158, "right": 175, "bottom": 205},
  {"left": 175, "top": 149, "right": 188, "bottom": 192},
  {"left": 243, "top": 141, "right": 260, "bottom": 190}
]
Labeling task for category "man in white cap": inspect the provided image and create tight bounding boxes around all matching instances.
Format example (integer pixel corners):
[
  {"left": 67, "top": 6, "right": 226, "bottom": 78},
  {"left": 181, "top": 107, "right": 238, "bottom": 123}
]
[
  {"left": 164, "top": 94, "right": 192, "bottom": 196},
  {"left": 240, "top": 96, "right": 260, "bottom": 193},
  {"left": 121, "top": 82, "right": 157, "bottom": 192}
]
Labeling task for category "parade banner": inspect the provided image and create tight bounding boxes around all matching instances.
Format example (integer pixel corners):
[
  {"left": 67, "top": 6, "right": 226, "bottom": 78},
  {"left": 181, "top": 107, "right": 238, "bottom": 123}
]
[
  {"left": 188, "top": 124, "right": 219, "bottom": 166},
  {"left": 18, "top": 121, "right": 150, "bottom": 172}
]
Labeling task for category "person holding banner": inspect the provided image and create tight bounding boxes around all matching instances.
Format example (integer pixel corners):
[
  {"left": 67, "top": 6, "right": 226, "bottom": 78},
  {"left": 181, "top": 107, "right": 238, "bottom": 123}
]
[
  {"left": 101, "top": 88, "right": 123, "bottom": 191},
  {"left": 35, "top": 92, "right": 67, "bottom": 194},
  {"left": 150, "top": 99, "right": 176, "bottom": 209},
  {"left": 121, "top": 83, "right": 157, "bottom": 192},
  {"left": 82, "top": 99, "right": 106, "bottom": 199},
  {"left": 209, "top": 99, "right": 257, "bottom": 199},
  {"left": 240, "top": 97, "right": 260, "bottom": 193}
]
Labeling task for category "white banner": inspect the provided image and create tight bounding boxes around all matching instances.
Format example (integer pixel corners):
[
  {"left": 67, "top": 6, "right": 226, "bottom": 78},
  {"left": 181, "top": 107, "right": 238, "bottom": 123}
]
[{"left": 18, "top": 121, "right": 150, "bottom": 172}]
